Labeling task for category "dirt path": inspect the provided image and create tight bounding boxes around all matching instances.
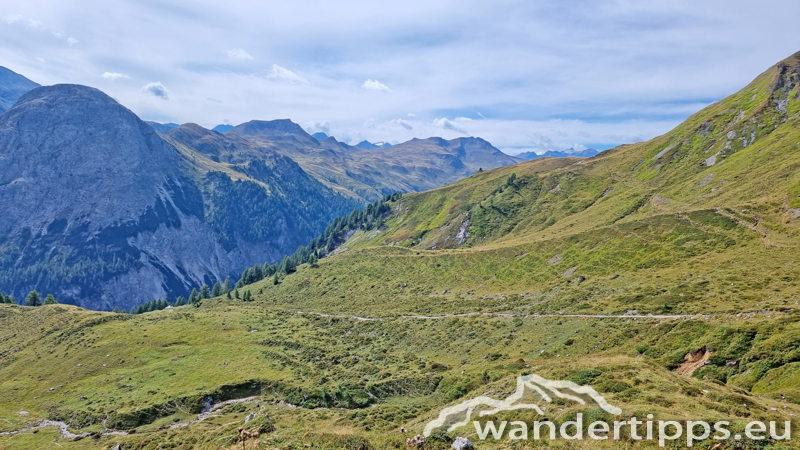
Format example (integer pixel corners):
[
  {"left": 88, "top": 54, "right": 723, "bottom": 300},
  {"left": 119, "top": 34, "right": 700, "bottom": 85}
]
[
  {"left": 296, "top": 310, "right": 692, "bottom": 321},
  {"left": 0, "top": 419, "right": 123, "bottom": 439},
  {"left": 0, "top": 396, "right": 277, "bottom": 439}
]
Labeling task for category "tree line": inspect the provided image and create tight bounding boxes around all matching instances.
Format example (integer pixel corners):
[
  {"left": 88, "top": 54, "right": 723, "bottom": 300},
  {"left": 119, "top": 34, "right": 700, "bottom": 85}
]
[
  {"left": 0, "top": 290, "right": 57, "bottom": 306},
  {"left": 125, "top": 192, "right": 400, "bottom": 314},
  {"left": 234, "top": 192, "right": 400, "bottom": 289},
  {"left": 129, "top": 277, "right": 258, "bottom": 314}
]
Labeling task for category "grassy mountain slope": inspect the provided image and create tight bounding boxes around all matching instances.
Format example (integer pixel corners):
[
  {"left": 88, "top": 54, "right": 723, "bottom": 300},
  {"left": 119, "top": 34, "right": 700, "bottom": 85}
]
[{"left": 2, "top": 55, "right": 800, "bottom": 449}]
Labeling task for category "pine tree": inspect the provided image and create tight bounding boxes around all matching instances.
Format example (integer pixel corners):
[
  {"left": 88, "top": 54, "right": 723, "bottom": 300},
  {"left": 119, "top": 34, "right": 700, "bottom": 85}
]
[
  {"left": 281, "top": 255, "right": 296, "bottom": 274},
  {"left": 24, "top": 290, "right": 41, "bottom": 307},
  {"left": 234, "top": 289, "right": 240, "bottom": 299},
  {"left": 222, "top": 278, "right": 232, "bottom": 294},
  {"left": 44, "top": 294, "right": 57, "bottom": 305},
  {"left": 200, "top": 284, "right": 210, "bottom": 299},
  {"left": 189, "top": 288, "right": 199, "bottom": 304},
  {"left": 211, "top": 280, "right": 222, "bottom": 297},
  {"left": 226, "top": 291, "right": 232, "bottom": 300},
  {"left": 273, "top": 273, "right": 279, "bottom": 285},
  {"left": 112, "top": 306, "right": 122, "bottom": 313}
]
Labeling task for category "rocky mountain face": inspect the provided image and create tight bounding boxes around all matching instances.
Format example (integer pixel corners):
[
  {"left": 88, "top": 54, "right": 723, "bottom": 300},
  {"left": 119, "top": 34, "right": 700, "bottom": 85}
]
[
  {"left": 0, "top": 85, "right": 357, "bottom": 311},
  {"left": 0, "top": 67, "right": 40, "bottom": 113},
  {"left": 228, "top": 122, "right": 521, "bottom": 201}
]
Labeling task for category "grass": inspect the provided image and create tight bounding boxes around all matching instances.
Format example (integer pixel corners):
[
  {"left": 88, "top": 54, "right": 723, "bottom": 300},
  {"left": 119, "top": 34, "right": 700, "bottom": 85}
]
[
  {"left": 4, "top": 53, "right": 800, "bottom": 449},
  {"left": 1, "top": 303, "right": 798, "bottom": 449}
]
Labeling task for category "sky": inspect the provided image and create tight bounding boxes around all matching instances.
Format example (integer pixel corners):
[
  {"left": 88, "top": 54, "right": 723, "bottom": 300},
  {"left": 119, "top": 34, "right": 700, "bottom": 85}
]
[{"left": 1, "top": 0, "right": 799, "bottom": 155}]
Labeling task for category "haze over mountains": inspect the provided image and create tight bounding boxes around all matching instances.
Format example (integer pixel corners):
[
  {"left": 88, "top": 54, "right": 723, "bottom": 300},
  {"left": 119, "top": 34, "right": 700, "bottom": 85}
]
[{"left": 0, "top": 65, "right": 545, "bottom": 311}]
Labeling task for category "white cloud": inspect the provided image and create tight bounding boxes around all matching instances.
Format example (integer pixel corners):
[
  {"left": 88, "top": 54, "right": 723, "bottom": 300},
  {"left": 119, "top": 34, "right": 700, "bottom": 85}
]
[
  {"left": 390, "top": 118, "right": 413, "bottom": 130},
  {"left": 101, "top": 72, "right": 129, "bottom": 80},
  {"left": 3, "top": 14, "right": 23, "bottom": 24},
  {"left": 141, "top": 82, "right": 169, "bottom": 99},
  {"left": 432, "top": 118, "right": 468, "bottom": 134},
  {"left": 6, "top": 0, "right": 798, "bottom": 153},
  {"left": 67, "top": 37, "right": 78, "bottom": 46},
  {"left": 362, "top": 79, "right": 391, "bottom": 93},
  {"left": 267, "top": 64, "right": 308, "bottom": 84},
  {"left": 305, "top": 121, "right": 331, "bottom": 134},
  {"left": 4, "top": 14, "right": 41, "bottom": 29},
  {"left": 35, "top": 56, "right": 46, "bottom": 64},
  {"left": 227, "top": 48, "right": 253, "bottom": 61}
]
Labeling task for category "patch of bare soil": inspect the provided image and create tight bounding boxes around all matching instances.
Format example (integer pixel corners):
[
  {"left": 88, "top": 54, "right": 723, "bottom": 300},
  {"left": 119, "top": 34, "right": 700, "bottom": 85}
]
[{"left": 676, "top": 348, "right": 715, "bottom": 376}]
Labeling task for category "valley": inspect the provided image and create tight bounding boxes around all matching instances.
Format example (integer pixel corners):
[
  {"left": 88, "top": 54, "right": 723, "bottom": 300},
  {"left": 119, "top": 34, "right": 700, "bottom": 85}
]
[{"left": 1, "top": 51, "right": 800, "bottom": 450}]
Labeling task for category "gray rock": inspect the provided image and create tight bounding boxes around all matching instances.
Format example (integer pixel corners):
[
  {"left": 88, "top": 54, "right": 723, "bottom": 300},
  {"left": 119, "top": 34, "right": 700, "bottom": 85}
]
[{"left": 452, "top": 437, "right": 473, "bottom": 449}]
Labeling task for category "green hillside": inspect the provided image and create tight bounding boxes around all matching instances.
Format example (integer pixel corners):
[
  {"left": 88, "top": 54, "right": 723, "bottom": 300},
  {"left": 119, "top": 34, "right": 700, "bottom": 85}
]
[{"left": 2, "top": 54, "right": 800, "bottom": 449}]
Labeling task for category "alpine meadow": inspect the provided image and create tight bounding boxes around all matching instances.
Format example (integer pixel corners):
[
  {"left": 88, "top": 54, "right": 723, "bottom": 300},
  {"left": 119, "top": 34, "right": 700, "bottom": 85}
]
[{"left": 1, "top": 5, "right": 800, "bottom": 450}]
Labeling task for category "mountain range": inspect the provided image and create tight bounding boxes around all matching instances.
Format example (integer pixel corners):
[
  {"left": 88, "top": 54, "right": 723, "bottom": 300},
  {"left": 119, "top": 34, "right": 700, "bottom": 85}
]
[
  {"left": 0, "top": 83, "right": 359, "bottom": 310},
  {"left": 0, "top": 66, "right": 526, "bottom": 310},
  {"left": 355, "top": 140, "right": 392, "bottom": 149},
  {"left": 514, "top": 147, "right": 599, "bottom": 160},
  {"left": 1, "top": 52, "right": 799, "bottom": 450}
]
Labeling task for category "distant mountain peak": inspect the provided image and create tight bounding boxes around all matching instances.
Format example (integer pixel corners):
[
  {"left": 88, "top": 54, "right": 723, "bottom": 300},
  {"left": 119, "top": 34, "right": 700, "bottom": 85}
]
[
  {"left": 145, "top": 121, "right": 179, "bottom": 133},
  {"left": 356, "top": 140, "right": 391, "bottom": 149},
  {"left": 312, "top": 132, "right": 329, "bottom": 141},
  {"left": 229, "top": 119, "right": 312, "bottom": 139},
  {"left": 212, "top": 124, "right": 233, "bottom": 133},
  {"left": 0, "top": 66, "right": 40, "bottom": 113}
]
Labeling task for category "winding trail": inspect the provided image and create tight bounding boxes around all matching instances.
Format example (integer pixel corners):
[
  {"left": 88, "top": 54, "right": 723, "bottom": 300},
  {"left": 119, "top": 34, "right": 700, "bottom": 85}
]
[{"left": 0, "top": 396, "right": 276, "bottom": 440}]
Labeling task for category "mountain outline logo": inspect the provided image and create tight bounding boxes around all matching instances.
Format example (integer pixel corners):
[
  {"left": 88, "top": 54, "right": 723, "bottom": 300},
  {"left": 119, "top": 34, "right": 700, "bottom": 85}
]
[{"left": 423, "top": 373, "right": 622, "bottom": 437}]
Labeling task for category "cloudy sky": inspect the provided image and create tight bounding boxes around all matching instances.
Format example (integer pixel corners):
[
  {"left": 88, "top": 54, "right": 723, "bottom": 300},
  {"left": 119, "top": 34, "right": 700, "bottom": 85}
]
[{"left": 1, "top": 0, "right": 799, "bottom": 154}]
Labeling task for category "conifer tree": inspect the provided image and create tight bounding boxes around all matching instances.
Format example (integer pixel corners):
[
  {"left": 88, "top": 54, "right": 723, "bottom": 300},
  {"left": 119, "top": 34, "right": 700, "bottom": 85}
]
[
  {"left": 222, "top": 278, "right": 232, "bottom": 294},
  {"left": 44, "top": 294, "right": 57, "bottom": 305},
  {"left": 24, "top": 290, "right": 41, "bottom": 307},
  {"left": 211, "top": 280, "right": 222, "bottom": 297},
  {"left": 189, "top": 288, "right": 199, "bottom": 304}
]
